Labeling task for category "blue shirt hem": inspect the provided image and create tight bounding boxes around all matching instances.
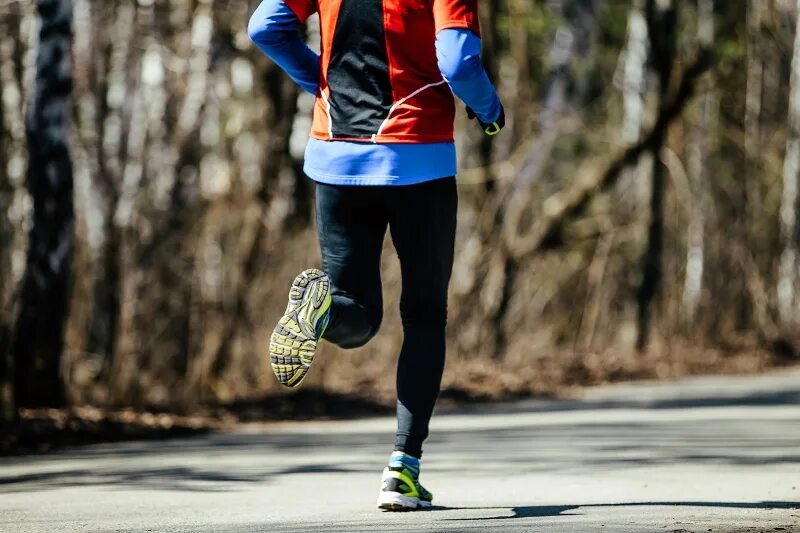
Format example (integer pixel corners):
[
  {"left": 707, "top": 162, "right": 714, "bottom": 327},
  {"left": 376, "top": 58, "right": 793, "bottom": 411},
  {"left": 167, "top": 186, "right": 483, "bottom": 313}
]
[
  {"left": 303, "top": 138, "right": 457, "bottom": 186},
  {"left": 304, "top": 167, "right": 455, "bottom": 186}
]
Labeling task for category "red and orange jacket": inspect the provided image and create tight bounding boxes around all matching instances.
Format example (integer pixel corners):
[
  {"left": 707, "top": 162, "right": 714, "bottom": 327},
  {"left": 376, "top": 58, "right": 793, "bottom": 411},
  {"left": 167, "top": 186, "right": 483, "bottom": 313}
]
[{"left": 283, "top": 0, "right": 481, "bottom": 144}]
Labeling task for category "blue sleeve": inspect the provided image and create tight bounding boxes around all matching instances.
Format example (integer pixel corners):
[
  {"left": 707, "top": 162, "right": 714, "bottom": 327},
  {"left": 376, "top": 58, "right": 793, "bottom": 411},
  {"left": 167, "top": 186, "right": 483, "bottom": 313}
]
[
  {"left": 436, "top": 28, "right": 502, "bottom": 124},
  {"left": 248, "top": 0, "right": 320, "bottom": 95}
]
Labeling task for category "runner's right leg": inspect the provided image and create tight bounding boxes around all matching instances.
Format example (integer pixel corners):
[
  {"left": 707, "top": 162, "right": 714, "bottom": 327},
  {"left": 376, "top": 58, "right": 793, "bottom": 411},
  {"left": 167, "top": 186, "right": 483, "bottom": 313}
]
[
  {"left": 269, "top": 184, "right": 386, "bottom": 387},
  {"left": 315, "top": 183, "right": 387, "bottom": 349}
]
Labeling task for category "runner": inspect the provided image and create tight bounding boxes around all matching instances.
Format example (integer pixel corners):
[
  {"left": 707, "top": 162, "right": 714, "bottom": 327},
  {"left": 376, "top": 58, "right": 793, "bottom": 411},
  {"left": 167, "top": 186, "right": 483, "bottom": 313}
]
[{"left": 249, "top": 0, "right": 504, "bottom": 511}]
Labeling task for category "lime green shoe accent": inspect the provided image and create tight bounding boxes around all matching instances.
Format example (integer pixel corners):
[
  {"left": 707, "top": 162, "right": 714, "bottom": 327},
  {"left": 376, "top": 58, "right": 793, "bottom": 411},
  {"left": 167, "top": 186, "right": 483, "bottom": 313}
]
[
  {"left": 269, "top": 269, "right": 332, "bottom": 388},
  {"left": 377, "top": 466, "right": 433, "bottom": 511}
]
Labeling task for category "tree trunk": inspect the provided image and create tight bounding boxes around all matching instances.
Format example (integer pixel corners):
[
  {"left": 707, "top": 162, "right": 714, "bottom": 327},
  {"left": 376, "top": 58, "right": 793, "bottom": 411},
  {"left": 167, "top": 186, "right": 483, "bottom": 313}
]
[
  {"left": 778, "top": 0, "right": 800, "bottom": 326},
  {"left": 636, "top": 0, "right": 677, "bottom": 351},
  {"left": 620, "top": 0, "right": 650, "bottom": 210},
  {"left": 11, "top": 0, "right": 74, "bottom": 408},
  {"left": 745, "top": 0, "right": 763, "bottom": 178},
  {"left": 0, "top": 35, "right": 12, "bottom": 421},
  {"left": 682, "top": 0, "right": 715, "bottom": 322},
  {"left": 622, "top": 0, "right": 648, "bottom": 146},
  {"left": 0, "top": 0, "right": 27, "bottom": 420}
]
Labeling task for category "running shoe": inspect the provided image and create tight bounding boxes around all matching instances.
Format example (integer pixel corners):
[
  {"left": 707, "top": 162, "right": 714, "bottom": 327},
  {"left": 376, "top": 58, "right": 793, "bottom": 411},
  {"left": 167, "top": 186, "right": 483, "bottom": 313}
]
[
  {"left": 377, "top": 452, "right": 433, "bottom": 511},
  {"left": 269, "top": 269, "right": 332, "bottom": 387}
]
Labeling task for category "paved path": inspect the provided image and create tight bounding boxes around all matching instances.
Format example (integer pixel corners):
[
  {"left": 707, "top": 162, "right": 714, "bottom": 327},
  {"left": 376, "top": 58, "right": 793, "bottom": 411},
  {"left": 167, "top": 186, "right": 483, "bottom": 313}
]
[{"left": 2, "top": 371, "right": 800, "bottom": 532}]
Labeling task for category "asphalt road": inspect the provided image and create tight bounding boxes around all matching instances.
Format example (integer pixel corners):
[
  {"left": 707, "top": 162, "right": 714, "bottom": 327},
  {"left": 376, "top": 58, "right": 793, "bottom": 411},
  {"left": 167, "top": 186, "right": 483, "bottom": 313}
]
[{"left": 2, "top": 370, "right": 800, "bottom": 533}]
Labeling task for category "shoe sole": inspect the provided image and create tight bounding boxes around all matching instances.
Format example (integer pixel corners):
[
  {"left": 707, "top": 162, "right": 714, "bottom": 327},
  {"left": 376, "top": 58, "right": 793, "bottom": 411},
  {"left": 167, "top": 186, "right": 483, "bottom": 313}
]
[
  {"left": 377, "top": 491, "right": 432, "bottom": 511},
  {"left": 269, "top": 269, "right": 331, "bottom": 388}
]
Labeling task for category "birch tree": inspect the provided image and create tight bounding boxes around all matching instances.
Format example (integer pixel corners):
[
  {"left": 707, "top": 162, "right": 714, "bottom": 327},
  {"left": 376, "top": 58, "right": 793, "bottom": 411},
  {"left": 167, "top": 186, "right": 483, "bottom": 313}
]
[
  {"left": 682, "top": 0, "right": 716, "bottom": 321},
  {"left": 620, "top": 0, "right": 650, "bottom": 209},
  {"left": 778, "top": 0, "right": 800, "bottom": 325}
]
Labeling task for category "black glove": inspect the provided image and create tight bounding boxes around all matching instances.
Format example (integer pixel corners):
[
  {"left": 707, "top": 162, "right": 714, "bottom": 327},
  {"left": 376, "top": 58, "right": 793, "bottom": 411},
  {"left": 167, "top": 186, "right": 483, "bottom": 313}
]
[{"left": 467, "top": 104, "right": 505, "bottom": 136}]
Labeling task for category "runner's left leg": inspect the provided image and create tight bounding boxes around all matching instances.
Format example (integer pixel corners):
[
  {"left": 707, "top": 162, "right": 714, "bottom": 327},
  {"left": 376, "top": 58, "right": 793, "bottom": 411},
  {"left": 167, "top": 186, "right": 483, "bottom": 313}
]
[
  {"left": 388, "top": 177, "right": 457, "bottom": 458},
  {"left": 377, "top": 176, "right": 457, "bottom": 511}
]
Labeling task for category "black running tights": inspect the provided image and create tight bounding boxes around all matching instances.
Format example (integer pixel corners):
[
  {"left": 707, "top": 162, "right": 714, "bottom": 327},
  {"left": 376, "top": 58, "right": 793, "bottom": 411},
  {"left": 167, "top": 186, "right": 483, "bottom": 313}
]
[{"left": 315, "top": 177, "right": 457, "bottom": 459}]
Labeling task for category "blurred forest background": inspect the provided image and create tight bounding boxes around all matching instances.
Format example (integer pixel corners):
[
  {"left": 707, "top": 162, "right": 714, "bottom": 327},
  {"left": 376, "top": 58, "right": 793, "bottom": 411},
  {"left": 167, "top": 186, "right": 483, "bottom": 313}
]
[{"left": 2, "top": 0, "right": 800, "bottom": 423}]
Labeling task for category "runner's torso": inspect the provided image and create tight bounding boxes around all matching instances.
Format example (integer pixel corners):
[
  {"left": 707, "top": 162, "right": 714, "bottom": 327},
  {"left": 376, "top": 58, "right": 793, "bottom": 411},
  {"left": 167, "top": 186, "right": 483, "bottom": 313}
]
[{"left": 285, "top": 0, "right": 480, "bottom": 143}]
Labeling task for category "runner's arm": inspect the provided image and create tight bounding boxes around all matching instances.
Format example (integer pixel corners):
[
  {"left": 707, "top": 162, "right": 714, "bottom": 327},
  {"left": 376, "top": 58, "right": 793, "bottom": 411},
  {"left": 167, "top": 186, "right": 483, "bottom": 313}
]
[
  {"left": 436, "top": 28, "right": 502, "bottom": 125},
  {"left": 248, "top": 0, "right": 320, "bottom": 95}
]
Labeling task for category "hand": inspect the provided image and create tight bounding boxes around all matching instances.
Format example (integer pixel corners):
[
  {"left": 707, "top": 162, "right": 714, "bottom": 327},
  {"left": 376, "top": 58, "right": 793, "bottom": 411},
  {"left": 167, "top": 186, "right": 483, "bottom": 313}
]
[{"left": 467, "top": 104, "right": 505, "bottom": 136}]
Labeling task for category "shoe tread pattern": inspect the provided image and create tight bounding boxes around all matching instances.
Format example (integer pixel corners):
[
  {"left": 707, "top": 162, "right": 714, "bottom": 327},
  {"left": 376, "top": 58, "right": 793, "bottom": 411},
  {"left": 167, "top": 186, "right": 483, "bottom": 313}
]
[{"left": 269, "top": 269, "right": 330, "bottom": 387}]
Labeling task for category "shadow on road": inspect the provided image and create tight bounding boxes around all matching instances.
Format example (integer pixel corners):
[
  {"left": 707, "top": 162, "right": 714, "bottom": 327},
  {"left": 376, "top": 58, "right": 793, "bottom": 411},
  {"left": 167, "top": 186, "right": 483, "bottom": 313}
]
[
  {"left": 3, "top": 432, "right": 800, "bottom": 494},
  {"left": 432, "top": 500, "right": 800, "bottom": 520},
  {"left": 164, "top": 501, "right": 800, "bottom": 533},
  {"left": 0, "top": 459, "right": 370, "bottom": 493},
  {"left": 3, "top": 418, "right": 800, "bottom": 494}
]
